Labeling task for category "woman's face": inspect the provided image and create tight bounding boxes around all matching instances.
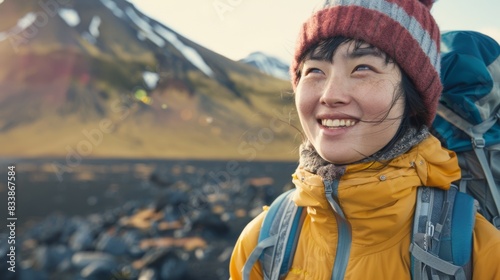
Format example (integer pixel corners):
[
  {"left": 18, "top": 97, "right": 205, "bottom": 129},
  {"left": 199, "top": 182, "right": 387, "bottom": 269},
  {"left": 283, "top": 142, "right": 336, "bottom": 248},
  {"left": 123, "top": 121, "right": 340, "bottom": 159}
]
[{"left": 295, "top": 41, "right": 404, "bottom": 164}]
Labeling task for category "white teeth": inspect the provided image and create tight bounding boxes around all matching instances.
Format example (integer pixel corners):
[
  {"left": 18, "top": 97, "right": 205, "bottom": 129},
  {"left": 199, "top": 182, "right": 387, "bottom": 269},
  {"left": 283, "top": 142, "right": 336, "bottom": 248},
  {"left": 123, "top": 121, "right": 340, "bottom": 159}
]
[{"left": 321, "top": 119, "right": 356, "bottom": 128}]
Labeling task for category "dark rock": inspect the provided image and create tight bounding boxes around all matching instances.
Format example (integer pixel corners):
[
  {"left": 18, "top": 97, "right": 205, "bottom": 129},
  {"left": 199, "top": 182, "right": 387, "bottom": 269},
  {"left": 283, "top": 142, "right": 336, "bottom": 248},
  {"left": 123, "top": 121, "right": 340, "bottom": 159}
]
[
  {"left": 234, "top": 185, "right": 258, "bottom": 206},
  {"left": 122, "top": 200, "right": 142, "bottom": 216},
  {"left": 71, "top": 252, "right": 117, "bottom": 270},
  {"left": 69, "top": 226, "right": 94, "bottom": 251},
  {"left": 27, "top": 214, "right": 67, "bottom": 244},
  {"left": 263, "top": 185, "right": 278, "bottom": 205},
  {"left": 149, "top": 170, "right": 175, "bottom": 188},
  {"left": 138, "top": 268, "right": 159, "bottom": 280},
  {"left": 190, "top": 211, "right": 230, "bottom": 238},
  {"left": 87, "top": 214, "right": 106, "bottom": 231},
  {"left": 163, "top": 205, "right": 183, "bottom": 222},
  {"left": 122, "top": 229, "right": 144, "bottom": 246},
  {"left": 59, "top": 218, "right": 80, "bottom": 244},
  {"left": 33, "top": 245, "right": 73, "bottom": 272},
  {"left": 116, "top": 265, "right": 140, "bottom": 280},
  {"left": 80, "top": 261, "right": 117, "bottom": 280},
  {"left": 95, "top": 232, "right": 128, "bottom": 256},
  {"left": 159, "top": 254, "right": 187, "bottom": 280},
  {"left": 101, "top": 210, "right": 120, "bottom": 228},
  {"left": 153, "top": 194, "right": 169, "bottom": 213},
  {"left": 19, "top": 267, "right": 50, "bottom": 280},
  {"left": 137, "top": 248, "right": 187, "bottom": 280},
  {"left": 167, "top": 190, "right": 190, "bottom": 208}
]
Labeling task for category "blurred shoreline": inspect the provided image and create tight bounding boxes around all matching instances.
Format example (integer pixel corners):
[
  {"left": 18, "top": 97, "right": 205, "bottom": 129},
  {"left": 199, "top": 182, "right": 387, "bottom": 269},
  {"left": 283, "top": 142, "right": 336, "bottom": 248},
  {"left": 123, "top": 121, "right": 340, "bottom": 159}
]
[
  {"left": 0, "top": 157, "right": 297, "bottom": 279},
  {"left": 0, "top": 157, "right": 298, "bottom": 229}
]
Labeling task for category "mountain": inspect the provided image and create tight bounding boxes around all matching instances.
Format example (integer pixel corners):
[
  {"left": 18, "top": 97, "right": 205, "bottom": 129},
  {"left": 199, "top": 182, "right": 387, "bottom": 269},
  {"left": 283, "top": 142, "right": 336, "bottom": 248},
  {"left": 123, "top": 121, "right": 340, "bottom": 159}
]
[
  {"left": 0, "top": 0, "right": 301, "bottom": 161},
  {"left": 240, "top": 52, "right": 290, "bottom": 81}
]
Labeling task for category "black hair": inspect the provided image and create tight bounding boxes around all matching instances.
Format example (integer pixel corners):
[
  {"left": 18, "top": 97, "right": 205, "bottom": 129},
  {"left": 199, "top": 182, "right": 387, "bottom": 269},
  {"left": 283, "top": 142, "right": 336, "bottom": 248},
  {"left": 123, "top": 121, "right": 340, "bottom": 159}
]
[{"left": 295, "top": 36, "right": 429, "bottom": 160}]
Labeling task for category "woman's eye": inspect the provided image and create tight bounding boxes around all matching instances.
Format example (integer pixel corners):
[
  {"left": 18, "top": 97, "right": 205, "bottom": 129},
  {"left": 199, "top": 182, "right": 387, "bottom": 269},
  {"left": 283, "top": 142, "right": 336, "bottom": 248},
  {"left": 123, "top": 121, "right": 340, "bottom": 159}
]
[
  {"left": 353, "top": 65, "right": 372, "bottom": 72},
  {"left": 304, "top": 68, "right": 323, "bottom": 75}
]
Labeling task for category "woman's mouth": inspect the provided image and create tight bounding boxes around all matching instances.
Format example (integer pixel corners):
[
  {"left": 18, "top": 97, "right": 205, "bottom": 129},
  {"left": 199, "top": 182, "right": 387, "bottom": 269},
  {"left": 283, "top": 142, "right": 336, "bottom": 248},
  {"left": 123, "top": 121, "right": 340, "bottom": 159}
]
[{"left": 320, "top": 119, "right": 357, "bottom": 128}]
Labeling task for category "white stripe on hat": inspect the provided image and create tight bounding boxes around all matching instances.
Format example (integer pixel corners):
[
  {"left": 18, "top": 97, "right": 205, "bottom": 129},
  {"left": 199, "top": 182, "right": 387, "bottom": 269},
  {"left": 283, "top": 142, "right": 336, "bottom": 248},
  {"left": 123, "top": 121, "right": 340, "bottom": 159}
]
[{"left": 330, "top": 0, "right": 440, "bottom": 75}]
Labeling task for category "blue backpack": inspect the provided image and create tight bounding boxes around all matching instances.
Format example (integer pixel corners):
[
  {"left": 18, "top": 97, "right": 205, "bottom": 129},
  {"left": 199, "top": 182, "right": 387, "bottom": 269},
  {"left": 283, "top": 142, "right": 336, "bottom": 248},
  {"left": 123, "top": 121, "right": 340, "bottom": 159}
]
[
  {"left": 242, "top": 30, "right": 500, "bottom": 280},
  {"left": 433, "top": 30, "right": 500, "bottom": 229}
]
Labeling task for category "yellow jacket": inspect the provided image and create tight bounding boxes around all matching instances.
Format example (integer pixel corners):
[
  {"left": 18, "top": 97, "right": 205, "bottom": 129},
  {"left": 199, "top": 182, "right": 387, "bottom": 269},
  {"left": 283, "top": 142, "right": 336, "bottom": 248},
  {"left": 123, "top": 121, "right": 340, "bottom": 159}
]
[{"left": 230, "top": 136, "right": 500, "bottom": 279}]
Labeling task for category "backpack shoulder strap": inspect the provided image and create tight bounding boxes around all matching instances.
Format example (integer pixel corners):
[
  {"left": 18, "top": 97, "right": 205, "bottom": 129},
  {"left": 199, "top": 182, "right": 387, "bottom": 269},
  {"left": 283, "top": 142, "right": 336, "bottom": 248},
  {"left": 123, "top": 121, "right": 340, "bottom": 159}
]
[
  {"left": 410, "top": 185, "right": 476, "bottom": 280},
  {"left": 242, "top": 189, "right": 305, "bottom": 280},
  {"left": 437, "top": 105, "right": 500, "bottom": 226}
]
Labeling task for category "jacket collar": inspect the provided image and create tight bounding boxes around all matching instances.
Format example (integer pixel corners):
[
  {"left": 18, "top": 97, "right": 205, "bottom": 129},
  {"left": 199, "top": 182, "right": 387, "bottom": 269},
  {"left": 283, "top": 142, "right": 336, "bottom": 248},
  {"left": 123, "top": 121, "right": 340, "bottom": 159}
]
[{"left": 291, "top": 135, "right": 460, "bottom": 247}]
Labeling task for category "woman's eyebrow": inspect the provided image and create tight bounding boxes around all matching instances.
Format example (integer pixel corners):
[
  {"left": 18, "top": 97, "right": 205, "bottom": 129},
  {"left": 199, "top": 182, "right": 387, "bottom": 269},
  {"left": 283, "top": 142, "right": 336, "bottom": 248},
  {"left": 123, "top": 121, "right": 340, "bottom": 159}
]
[
  {"left": 306, "top": 54, "right": 332, "bottom": 62},
  {"left": 347, "top": 47, "right": 385, "bottom": 60}
]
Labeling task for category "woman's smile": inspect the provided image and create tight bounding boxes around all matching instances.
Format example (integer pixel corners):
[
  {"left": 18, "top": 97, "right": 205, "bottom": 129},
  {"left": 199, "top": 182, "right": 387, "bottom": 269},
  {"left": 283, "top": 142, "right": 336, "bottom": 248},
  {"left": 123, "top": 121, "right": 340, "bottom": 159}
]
[{"left": 319, "top": 118, "right": 357, "bottom": 128}]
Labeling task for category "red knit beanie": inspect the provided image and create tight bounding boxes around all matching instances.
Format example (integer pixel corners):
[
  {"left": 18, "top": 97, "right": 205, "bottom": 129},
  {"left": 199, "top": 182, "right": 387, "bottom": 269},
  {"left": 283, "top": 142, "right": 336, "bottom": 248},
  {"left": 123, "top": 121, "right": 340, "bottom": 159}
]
[{"left": 291, "top": 0, "right": 442, "bottom": 126}]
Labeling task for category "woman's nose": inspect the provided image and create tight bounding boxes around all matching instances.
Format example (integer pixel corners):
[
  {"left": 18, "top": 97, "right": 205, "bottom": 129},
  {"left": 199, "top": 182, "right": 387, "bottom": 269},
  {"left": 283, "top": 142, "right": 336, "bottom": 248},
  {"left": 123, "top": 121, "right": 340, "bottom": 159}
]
[{"left": 319, "top": 74, "right": 350, "bottom": 107}]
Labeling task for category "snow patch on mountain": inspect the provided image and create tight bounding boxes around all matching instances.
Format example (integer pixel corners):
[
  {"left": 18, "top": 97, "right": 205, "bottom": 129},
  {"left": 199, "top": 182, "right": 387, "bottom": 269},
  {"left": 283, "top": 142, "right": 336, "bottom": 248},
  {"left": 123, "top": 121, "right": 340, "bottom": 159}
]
[
  {"left": 17, "top": 12, "right": 36, "bottom": 30},
  {"left": 143, "top": 71, "right": 159, "bottom": 89},
  {"left": 59, "top": 8, "right": 80, "bottom": 27},
  {"left": 100, "top": 0, "right": 124, "bottom": 18},
  {"left": 81, "top": 16, "right": 102, "bottom": 44},
  {"left": 0, "top": 12, "right": 36, "bottom": 42},
  {"left": 89, "top": 16, "right": 101, "bottom": 38},
  {"left": 0, "top": 1, "right": 214, "bottom": 79},
  {"left": 125, "top": 7, "right": 165, "bottom": 48},
  {"left": 241, "top": 52, "right": 290, "bottom": 80},
  {"left": 154, "top": 25, "right": 214, "bottom": 77},
  {"left": 72, "top": 0, "right": 214, "bottom": 77}
]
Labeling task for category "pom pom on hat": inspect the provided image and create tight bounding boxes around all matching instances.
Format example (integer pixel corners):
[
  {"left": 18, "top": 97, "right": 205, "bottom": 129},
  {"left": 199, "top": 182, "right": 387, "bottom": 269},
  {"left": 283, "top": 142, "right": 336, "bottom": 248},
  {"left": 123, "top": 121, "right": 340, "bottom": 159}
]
[{"left": 290, "top": 0, "right": 442, "bottom": 126}]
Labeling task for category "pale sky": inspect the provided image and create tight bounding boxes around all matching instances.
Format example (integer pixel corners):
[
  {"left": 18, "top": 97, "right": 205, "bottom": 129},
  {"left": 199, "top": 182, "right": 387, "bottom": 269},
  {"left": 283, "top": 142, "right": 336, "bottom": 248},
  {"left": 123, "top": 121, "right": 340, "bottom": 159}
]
[{"left": 128, "top": 0, "right": 500, "bottom": 63}]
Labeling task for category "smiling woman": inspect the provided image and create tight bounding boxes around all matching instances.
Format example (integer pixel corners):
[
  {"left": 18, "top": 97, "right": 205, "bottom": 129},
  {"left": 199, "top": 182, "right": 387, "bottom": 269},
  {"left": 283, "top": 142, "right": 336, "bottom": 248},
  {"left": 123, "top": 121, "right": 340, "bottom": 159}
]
[{"left": 228, "top": 0, "right": 500, "bottom": 279}]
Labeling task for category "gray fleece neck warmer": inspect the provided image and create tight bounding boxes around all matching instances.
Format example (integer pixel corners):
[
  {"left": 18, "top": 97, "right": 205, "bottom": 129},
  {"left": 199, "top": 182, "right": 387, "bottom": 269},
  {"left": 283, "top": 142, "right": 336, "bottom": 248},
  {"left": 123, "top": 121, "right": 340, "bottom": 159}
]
[{"left": 299, "top": 127, "right": 430, "bottom": 181}]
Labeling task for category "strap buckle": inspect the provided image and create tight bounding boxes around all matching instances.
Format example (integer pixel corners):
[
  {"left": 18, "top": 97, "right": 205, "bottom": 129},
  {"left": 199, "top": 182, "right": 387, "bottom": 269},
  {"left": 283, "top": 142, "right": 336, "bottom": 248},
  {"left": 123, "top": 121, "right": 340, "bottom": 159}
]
[
  {"left": 493, "top": 216, "right": 500, "bottom": 230},
  {"left": 471, "top": 137, "right": 485, "bottom": 149}
]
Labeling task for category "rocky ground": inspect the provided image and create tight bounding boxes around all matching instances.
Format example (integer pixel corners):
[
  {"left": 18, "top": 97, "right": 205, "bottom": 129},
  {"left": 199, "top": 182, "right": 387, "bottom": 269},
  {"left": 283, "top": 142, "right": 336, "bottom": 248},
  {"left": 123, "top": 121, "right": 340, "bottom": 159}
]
[{"left": 0, "top": 159, "right": 297, "bottom": 280}]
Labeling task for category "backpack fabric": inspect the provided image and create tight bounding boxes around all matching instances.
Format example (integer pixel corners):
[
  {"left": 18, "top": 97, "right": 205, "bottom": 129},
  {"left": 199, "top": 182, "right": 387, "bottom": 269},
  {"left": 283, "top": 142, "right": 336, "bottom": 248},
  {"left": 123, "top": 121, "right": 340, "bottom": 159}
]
[{"left": 432, "top": 30, "right": 500, "bottom": 228}]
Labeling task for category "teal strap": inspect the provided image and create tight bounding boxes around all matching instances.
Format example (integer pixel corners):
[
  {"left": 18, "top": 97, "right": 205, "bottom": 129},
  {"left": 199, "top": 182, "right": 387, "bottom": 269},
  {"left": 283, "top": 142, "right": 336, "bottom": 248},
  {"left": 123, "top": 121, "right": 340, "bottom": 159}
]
[
  {"left": 468, "top": 111, "right": 500, "bottom": 226},
  {"left": 413, "top": 257, "right": 423, "bottom": 280},
  {"left": 249, "top": 189, "right": 303, "bottom": 280},
  {"left": 410, "top": 243, "right": 466, "bottom": 280},
  {"left": 280, "top": 207, "right": 305, "bottom": 277},
  {"left": 436, "top": 105, "right": 498, "bottom": 140},
  {"left": 242, "top": 236, "right": 277, "bottom": 280},
  {"left": 436, "top": 104, "right": 475, "bottom": 137},
  {"left": 472, "top": 145, "right": 500, "bottom": 226},
  {"left": 269, "top": 197, "right": 301, "bottom": 280},
  {"left": 325, "top": 180, "right": 352, "bottom": 280}
]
